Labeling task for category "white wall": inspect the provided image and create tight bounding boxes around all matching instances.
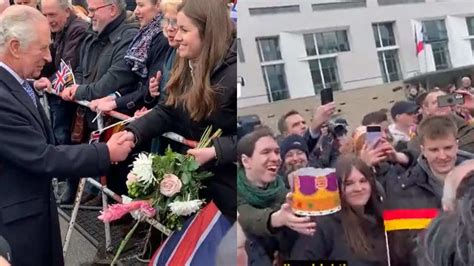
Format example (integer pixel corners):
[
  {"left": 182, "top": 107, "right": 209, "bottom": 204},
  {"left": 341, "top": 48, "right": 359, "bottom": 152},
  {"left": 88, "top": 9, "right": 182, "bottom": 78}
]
[{"left": 238, "top": 0, "right": 474, "bottom": 108}]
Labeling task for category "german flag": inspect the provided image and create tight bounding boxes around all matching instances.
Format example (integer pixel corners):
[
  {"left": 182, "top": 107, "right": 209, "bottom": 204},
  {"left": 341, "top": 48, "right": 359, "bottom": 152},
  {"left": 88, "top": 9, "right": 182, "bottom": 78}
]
[{"left": 383, "top": 208, "right": 439, "bottom": 232}]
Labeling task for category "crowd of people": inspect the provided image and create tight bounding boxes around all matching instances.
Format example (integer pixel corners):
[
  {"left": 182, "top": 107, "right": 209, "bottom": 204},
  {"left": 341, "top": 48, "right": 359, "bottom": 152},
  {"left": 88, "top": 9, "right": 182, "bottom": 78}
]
[
  {"left": 236, "top": 81, "right": 474, "bottom": 265},
  {"left": 0, "top": 0, "right": 236, "bottom": 265}
]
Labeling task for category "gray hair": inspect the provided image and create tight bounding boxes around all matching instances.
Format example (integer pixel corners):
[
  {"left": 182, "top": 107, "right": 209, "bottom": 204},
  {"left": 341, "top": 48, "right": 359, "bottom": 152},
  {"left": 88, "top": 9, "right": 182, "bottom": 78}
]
[
  {"left": 0, "top": 5, "right": 47, "bottom": 54},
  {"left": 39, "top": 0, "right": 71, "bottom": 10},
  {"left": 104, "top": 0, "right": 126, "bottom": 11}
]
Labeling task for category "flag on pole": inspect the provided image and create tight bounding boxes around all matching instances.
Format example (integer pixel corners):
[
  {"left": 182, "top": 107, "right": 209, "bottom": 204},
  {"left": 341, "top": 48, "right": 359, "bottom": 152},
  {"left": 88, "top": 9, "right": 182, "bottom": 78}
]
[
  {"left": 51, "top": 60, "right": 75, "bottom": 94},
  {"left": 149, "top": 201, "right": 232, "bottom": 266},
  {"left": 383, "top": 208, "right": 438, "bottom": 232},
  {"left": 415, "top": 25, "right": 424, "bottom": 57}
]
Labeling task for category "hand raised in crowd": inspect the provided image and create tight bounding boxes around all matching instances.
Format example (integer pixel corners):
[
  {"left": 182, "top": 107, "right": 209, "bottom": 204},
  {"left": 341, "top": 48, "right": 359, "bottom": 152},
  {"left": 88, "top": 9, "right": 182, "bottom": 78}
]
[
  {"left": 376, "top": 139, "right": 410, "bottom": 165},
  {"left": 149, "top": 71, "right": 162, "bottom": 97},
  {"left": 89, "top": 96, "right": 117, "bottom": 112},
  {"left": 311, "top": 102, "right": 337, "bottom": 131},
  {"left": 187, "top": 146, "right": 216, "bottom": 166},
  {"left": 61, "top": 84, "right": 78, "bottom": 101},
  {"left": 456, "top": 89, "right": 474, "bottom": 111},
  {"left": 359, "top": 141, "right": 388, "bottom": 167},
  {"left": 33, "top": 77, "right": 51, "bottom": 92},
  {"left": 271, "top": 193, "right": 317, "bottom": 236},
  {"left": 106, "top": 131, "right": 135, "bottom": 163},
  {"left": 134, "top": 107, "right": 151, "bottom": 118}
]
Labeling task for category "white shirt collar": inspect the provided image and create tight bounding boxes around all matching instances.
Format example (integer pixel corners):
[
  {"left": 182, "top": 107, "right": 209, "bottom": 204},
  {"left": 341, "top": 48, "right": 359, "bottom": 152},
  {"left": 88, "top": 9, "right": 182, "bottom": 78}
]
[{"left": 0, "top": 61, "right": 25, "bottom": 85}]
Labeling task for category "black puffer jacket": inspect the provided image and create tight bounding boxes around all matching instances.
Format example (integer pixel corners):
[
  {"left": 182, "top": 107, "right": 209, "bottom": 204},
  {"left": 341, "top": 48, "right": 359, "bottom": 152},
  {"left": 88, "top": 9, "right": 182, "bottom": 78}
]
[
  {"left": 383, "top": 151, "right": 474, "bottom": 266},
  {"left": 126, "top": 39, "right": 237, "bottom": 220}
]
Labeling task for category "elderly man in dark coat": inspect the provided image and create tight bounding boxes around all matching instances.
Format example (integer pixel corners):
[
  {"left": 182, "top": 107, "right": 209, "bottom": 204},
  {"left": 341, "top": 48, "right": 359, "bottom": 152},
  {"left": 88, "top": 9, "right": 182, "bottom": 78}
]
[{"left": 0, "top": 6, "right": 135, "bottom": 265}]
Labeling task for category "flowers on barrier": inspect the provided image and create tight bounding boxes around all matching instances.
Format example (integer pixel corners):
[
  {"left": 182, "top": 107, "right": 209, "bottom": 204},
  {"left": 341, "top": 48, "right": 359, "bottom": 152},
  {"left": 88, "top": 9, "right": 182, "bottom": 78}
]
[{"left": 98, "top": 126, "right": 222, "bottom": 264}]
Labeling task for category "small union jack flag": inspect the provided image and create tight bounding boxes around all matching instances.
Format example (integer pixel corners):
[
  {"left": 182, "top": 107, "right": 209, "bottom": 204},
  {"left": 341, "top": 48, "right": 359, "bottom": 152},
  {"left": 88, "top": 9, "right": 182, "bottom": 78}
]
[{"left": 52, "top": 60, "right": 74, "bottom": 94}]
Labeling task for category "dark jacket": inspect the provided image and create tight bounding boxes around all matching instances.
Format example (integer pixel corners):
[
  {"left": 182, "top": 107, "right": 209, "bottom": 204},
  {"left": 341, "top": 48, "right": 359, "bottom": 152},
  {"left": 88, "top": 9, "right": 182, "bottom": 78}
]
[
  {"left": 291, "top": 213, "right": 387, "bottom": 266},
  {"left": 407, "top": 114, "right": 474, "bottom": 156},
  {"left": 53, "top": 14, "right": 89, "bottom": 72},
  {"left": 41, "top": 14, "right": 89, "bottom": 77},
  {"left": 237, "top": 178, "right": 295, "bottom": 265},
  {"left": 383, "top": 150, "right": 474, "bottom": 266},
  {"left": 115, "top": 28, "right": 172, "bottom": 112},
  {"left": 74, "top": 12, "right": 139, "bottom": 126},
  {"left": 0, "top": 66, "right": 110, "bottom": 266},
  {"left": 126, "top": 39, "right": 237, "bottom": 219}
]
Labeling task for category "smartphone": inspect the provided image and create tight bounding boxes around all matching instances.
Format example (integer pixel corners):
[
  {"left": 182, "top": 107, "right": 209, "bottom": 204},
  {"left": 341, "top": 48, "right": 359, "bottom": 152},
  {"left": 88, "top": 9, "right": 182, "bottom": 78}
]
[
  {"left": 437, "top": 94, "right": 464, "bottom": 108},
  {"left": 320, "top": 87, "right": 334, "bottom": 105},
  {"left": 366, "top": 126, "right": 382, "bottom": 148}
]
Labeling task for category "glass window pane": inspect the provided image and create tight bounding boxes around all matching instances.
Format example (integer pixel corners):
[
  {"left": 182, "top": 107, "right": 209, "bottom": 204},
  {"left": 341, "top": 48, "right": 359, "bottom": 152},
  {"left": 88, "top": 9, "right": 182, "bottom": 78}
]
[
  {"left": 378, "top": 50, "right": 401, "bottom": 83},
  {"left": 304, "top": 34, "right": 317, "bottom": 56},
  {"left": 423, "top": 20, "right": 448, "bottom": 43},
  {"left": 336, "top": 31, "right": 350, "bottom": 51},
  {"left": 309, "top": 58, "right": 340, "bottom": 94},
  {"left": 380, "top": 23, "right": 395, "bottom": 47},
  {"left": 262, "top": 64, "right": 289, "bottom": 102},
  {"left": 257, "top": 37, "right": 282, "bottom": 62},
  {"left": 309, "top": 60, "right": 324, "bottom": 93},
  {"left": 431, "top": 42, "right": 451, "bottom": 70},
  {"left": 315, "top": 31, "right": 350, "bottom": 55},
  {"left": 467, "top": 17, "right": 474, "bottom": 36},
  {"left": 372, "top": 25, "right": 381, "bottom": 48}
]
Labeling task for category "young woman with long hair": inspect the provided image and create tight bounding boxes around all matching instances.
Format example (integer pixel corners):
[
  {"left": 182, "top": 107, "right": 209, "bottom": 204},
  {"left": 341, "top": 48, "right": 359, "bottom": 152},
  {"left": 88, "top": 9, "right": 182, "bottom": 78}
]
[
  {"left": 123, "top": 0, "right": 237, "bottom": 220},
  {"left": 291, "top": 155, "right": 388, "bottom": 266}
]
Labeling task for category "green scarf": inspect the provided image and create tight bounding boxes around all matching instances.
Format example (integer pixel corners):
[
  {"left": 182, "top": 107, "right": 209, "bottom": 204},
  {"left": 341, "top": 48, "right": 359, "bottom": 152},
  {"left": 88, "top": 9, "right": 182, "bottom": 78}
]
[{"left": 237, "top": 168, "right": 284, "bottom": 209}]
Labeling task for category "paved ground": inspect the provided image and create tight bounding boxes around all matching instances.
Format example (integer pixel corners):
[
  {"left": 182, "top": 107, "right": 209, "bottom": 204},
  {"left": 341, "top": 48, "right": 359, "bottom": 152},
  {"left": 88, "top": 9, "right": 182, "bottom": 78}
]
[{"left": 56, "top": 180, "right": 151, "bottom": 266}]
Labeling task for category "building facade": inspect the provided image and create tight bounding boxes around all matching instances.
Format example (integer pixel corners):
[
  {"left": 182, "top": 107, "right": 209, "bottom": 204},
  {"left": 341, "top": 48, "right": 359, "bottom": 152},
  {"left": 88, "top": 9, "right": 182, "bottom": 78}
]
[{"left": 237, "top": 0, "right": 474, "bottom": 108}]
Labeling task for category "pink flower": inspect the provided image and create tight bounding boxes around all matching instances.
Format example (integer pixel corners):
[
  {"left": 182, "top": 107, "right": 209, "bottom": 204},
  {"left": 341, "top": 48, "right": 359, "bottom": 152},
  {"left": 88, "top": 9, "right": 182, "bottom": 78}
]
[
  {"left": 126, "top": 173, "right": 138, "bottom": 187},
  {"left": 159, "top": 174, "right": 182, "bottom": 197},
  {"left": 127, "top": 173, "right": 138, "bottom": 182},
  {"left": 98, "top": 200, "right": 156, "bottom": 223}
]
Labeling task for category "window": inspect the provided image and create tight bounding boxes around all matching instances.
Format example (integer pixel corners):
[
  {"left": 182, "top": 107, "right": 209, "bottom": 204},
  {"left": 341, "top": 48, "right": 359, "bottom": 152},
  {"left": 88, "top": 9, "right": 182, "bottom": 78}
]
[
  {"left": 467, "top": 17, "right": 474, "bottom": 59},
  {"left": 312, "top": 0, "right": 366, "bottom": 11},
  {"left": 431, "top": 42, "right": 451, "bottom": 70},
  {"left": 378, "top": 50, "right": 402, "bottom": 83},
  {"left": 377, "top": 0, "right": 424, "bottom": 5},
  {"left": 249, "top": 5, "right": 299, "bottom": 16},
  {"left": 373, "top": 22, "right": 402, "bottom": 82},
  {"left": 372, "top": 23, "right": 396, "bottom": 48},
  {"left": 423, "top": 20, "right": 448, "bottom": 43},
  {"left": 308, "top": 58, "right": 340, "bottom": 94},
  {"left": 257, "top": 37, "right": 282, "bottom": 62},
  {"left": 467, "top": 17, "right": 474, "bottom": 35},
  {"left": 303, "top": 30, "right": 350, "bottom": 56},
  {"left": 261, "top": 65, "right": 290, "bottom": 102},
  {"left": 237, "top": 38, "right": 245, "bottom": 63},
  {"left": 256, "top": 37, "right": 289, "bottom": 102}
]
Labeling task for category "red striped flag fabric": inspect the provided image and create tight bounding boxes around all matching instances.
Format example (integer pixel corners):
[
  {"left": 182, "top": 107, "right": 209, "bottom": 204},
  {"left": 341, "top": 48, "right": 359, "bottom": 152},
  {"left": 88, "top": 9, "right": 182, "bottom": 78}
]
[{"left": 383, "top": 208, "right": 439, "bottom": 232}]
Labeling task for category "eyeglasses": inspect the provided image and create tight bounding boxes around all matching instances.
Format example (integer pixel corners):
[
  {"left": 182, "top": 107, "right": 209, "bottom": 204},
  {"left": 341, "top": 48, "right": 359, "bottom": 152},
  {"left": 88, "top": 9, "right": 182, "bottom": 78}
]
[
  {"left": 160, "top": 18, "right": 178, "bottom": 29},
  {"left": 87, "top": 3, "right": 113, "bottom": 15}
]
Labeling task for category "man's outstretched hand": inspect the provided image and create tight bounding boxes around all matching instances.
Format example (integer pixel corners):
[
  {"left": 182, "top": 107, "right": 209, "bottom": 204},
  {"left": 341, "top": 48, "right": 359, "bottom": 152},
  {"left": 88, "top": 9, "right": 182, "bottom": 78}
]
[{"left": 106, "top": 131, "right": 135, "bottom": 163}]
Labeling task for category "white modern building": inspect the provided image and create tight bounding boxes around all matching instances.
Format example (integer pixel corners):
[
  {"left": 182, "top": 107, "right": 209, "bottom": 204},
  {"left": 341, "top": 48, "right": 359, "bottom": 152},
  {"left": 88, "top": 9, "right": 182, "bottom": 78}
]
[{"left": 237, "top": 0, "right": 474, "bottom": 108}]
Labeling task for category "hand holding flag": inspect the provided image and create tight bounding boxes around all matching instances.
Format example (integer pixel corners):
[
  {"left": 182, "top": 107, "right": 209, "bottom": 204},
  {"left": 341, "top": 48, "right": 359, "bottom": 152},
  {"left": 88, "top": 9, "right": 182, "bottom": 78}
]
[{"left": 52, "top": 60, "right": 75, "bottom": 94}]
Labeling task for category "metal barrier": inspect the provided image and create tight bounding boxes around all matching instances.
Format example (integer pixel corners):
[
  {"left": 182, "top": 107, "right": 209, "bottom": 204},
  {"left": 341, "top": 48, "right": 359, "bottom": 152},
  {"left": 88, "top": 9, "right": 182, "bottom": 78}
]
[{"left": 45, "top": 96, "right": 190, "bottom": 257}]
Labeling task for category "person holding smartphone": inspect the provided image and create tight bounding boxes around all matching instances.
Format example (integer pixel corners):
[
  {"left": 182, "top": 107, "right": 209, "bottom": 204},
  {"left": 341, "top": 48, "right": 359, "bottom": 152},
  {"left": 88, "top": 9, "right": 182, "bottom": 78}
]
[
  {"left": 408, "top": 89, "right": 474, "bottom": 156},
  {"left": 277, "top": 88, "right": 337, "bottom": 153}
]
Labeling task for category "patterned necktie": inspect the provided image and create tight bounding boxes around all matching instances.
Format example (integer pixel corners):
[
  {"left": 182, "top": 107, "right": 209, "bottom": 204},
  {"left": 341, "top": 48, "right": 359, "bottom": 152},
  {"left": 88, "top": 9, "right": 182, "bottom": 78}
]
[{"left": 22, "top": 81, "right": 37, "bottom": 108}]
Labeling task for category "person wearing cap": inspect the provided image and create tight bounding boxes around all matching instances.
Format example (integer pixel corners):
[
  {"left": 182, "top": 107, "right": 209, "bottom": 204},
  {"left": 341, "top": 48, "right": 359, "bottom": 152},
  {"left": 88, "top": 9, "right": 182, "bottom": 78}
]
[
  {"left": 389, "top": 101, "right": 419, "bottom": 150},
  {"left": 279, "top": 134, "right": 310, "bottom": 188}
]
